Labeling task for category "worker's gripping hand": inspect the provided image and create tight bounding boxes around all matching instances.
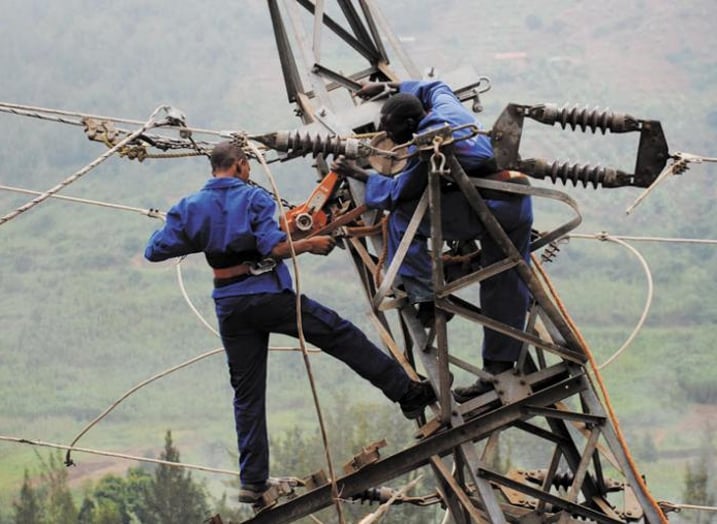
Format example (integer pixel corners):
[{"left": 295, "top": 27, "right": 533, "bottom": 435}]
[
  {"left": 332, "top": 156, "right": 369, "bottom": 183},
  {"left": 356, "top": 81, "right": 397, "bottom": 100},
  {"left": 309, "top": 235, "right": 336, "bottom": 256}
]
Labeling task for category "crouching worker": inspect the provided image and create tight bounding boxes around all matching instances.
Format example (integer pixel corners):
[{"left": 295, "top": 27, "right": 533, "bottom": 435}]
[
  {"left": 333, "top": 79, "right": 534, "bottom": 403},
  {"left": 144, "top": 141, "right": 435, "bottom": 505}
]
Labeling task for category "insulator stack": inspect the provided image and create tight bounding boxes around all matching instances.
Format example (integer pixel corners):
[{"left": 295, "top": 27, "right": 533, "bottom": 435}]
[
  {"left": 252, "top": 130, "right": 365, "bottom": 159},
  {"left": 551, "top": 471, "right": 576, "bottom": 489},
  {"left": 519, "top": 158, "right": 626, "bottom": 188},
  {"left": 540, "top": 240, "right": 562, "bottom": 264},
  {"left": 671, "top": 157, "right": 691, "bottom": 175},
  {"left": 349, "top": 487, "right": 396, "bottom": 505},
  {"left": 527, "top": 104, "right": 640, "bottom": 134}
]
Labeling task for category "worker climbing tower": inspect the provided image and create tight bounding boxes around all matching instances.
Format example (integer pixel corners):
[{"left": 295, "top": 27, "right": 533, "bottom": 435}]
[{"left": 234, "top": 2, "right": 672, "bottom": 523}]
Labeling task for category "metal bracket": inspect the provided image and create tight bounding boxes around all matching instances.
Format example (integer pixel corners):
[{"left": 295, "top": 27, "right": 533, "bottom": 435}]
[
  {"left": 343, "top": 439, "right": 387, "bottom": 474},
  {"left": 302, "top": 470, "right": 329, "bottom": 491},
  {"left": 491, "top": 102, "right": 670, "bottom": 189}
]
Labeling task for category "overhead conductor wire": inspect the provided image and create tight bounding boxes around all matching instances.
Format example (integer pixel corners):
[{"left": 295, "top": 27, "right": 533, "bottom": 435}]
[
  {"left": 0, "top": 104, "right": 170, "bottom": 227},
  {"left": 533, "top": 253, "right": 668, "bottom": 523},
  {"left": 245, "top": 138, "right": 345, "bottom": 522},
  {"left": 0, "top": 435, "right": 240, "bottom": 477},
  {"left": 0, "top": 101, "right": 228, "bottom": 138},
  {"left": 6, "top": 173, "right": 323, "bottom": 469},
  {"left": 0, "top": 179, "right": 322, "bottom": 472}
]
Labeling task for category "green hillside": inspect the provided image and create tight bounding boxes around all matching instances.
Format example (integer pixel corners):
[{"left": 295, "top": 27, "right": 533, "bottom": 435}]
[{"left": 1, "top": 0, "right": 716, "bottom": 518}]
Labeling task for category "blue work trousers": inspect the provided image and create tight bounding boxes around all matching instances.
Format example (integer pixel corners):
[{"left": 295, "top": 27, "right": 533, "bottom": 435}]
[
  {"left": 388, "top": 192, "right": 534, "bottom": 362},
  {"left": 214, "top": 290, "right": 411, "bottom": 485}
]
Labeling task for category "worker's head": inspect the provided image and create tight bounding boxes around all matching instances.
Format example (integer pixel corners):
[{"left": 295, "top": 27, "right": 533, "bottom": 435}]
[
  {"left": 211, "top": 141, "right": 250, "bottom": 180},
  {"left": 379, "top": 93, "right": 425, "bottom": 144}
]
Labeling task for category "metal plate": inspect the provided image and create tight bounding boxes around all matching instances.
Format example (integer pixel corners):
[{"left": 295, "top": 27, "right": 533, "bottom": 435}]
[{"left": 367, "top": 132, "right": 408, "bottom": 175}]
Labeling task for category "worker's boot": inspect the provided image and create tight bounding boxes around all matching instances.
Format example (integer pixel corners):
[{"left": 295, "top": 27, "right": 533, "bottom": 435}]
[
  {"left": 453, "top": 359, "right": 514, "bottom": 403},
  {"left": 239, "top": 482, "right": 271, "bottom": 504},
  {"left": 399, "top": 379, "right": 437, "bottom": 419},
  {"left": 416, "top": 301, "right": 454, "bottom": 328}
]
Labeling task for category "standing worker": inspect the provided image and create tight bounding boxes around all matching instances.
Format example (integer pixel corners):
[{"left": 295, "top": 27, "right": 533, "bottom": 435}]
[
  {"left": 144, "top": 141, "right": 435, "bottom": 504},
  {"left": 333, "top": 80, "right": 533, "bottom": 402}
]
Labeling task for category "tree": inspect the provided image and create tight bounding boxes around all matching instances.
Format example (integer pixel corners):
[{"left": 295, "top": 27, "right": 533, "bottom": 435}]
[
  {"left": 92, "top": 499, "right": 124, "bottom": 524},
  {"left": 143, "top": 430, "right": 211, "bottom": 524},
  {"left": 92, "top": 474, "right": 132, "bottom": 523},
  {"left": 682, "top": 426, "right": 716, "bottom": 524},
  {"left": 124, "top": 467, "right": 154, "bottom": 523},
  {"left": 267, "top": 399, "right": 432, "bottom": 524},
  {"left": 76, "top": 467, "right": 152, "bottom": 524},
  {"left": 38, "top": 451, "right": 77, "bottom": 524},
  {"left": 682, "top": 461, "right": 715, "bottom": 524},
  {"left": 77, "top": 493, "right": 95, "bottom": 524},
  {"left": 12, "top": 469, "right": 44, "bottom": 524}
]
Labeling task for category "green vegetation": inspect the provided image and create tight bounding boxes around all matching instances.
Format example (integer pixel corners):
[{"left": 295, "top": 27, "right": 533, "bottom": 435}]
[
  {"left": 7, "top": 407, "right": 432, "bottom": 523},
  {"left": 1, "top": 0, "right": 716, "bottom": 521},
  {"left": 10, "top": 433, "right": 211, "bottom": 524}
]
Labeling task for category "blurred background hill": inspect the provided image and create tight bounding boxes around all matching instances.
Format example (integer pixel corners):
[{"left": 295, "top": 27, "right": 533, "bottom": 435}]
[{"left": 1, "top": 0, "right": 715, "bottom": 518}]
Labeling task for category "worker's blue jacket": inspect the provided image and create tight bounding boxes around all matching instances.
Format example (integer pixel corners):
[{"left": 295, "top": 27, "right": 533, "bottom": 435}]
[
  {"left": 364, "top": 80, "right": 494, "bottom": 210},
  {"left": 363, "top": 80, "right": 533, "bottom": 362},
  {"left": 145, "top": 177, "right": 292, "bottom": 299},
  {"left": 144, "top": 175, "right": 413, "bottom": 486}
]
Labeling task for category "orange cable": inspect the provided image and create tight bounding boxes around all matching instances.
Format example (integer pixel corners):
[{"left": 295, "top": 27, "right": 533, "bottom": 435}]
[{"left": 532, "top": 255, "right": 667, "bottom": 523}]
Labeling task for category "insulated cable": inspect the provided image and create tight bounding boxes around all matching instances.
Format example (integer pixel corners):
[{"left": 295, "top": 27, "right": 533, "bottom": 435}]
[
  {"left": 533, "top": 255, "right": 669, "bottom": 524},
  {"left": 64, "top": 347, "right": 225, "bottom": 467},
  {"left": 245, "top": 137, "right": 346, "bottom": 523},
  {"left": 0, "top": 104, "right": 170, "bottom": 227},
  {"left": 0, "top": 435, "right": 240, "bottom": 477},
  {"left": 569, "top": 232, "right": 654, "bottom": 370},
  {"left": 564, "top": 231, "right": 717, "bottom": 369}
]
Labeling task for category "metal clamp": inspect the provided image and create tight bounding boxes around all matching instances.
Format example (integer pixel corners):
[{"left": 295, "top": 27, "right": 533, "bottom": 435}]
[
  {"left": 248, "top": 258, "right": 277, "bottom": 275},
  {"left": 343, "top": 439, "right": 387, "bottom": 474}
]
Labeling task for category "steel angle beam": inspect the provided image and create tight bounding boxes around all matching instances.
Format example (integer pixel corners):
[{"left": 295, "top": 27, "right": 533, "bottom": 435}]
[
  {"left": 446, "top": 154, "right": 587, "bottom": 356},
  {"left": 241, "top": 374, "right": 587, "bottom": 524},
  {"left": 398, "top": 304, "right": 507, "bottom": 522},
  {"left": 478, "top": 468, "right": 626, "bottom": 524},
  {"left": 260, "top": 3, "right": 666, "bottom": 523}
]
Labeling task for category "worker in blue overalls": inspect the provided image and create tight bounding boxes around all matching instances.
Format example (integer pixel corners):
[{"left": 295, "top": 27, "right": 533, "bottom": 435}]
[
  {"left": 145, "top": 141, "right": 435, "bottom": 505},
  {"left": 333, "top": 80, "right": 533, "bottom": 403}
]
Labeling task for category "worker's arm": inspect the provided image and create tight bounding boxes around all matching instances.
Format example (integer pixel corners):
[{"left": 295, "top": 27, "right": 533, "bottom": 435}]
[
  {"left": 400, "top": 80, "right": 494, "bottom": 167},
  {"left": 271, "top": 235, "right": 335, "bottom": 258},
  {"left": 331, "top": 156, "right": 369, "bottom": 182},
  {"left": 145, "top": 200, "right": 196, "bottom": 262},
  {"left": 356, "top": 81, "right": 400, "bottom": 99},
  {"left": 248, "top": 190, "right": 336, "bottom": 258}
]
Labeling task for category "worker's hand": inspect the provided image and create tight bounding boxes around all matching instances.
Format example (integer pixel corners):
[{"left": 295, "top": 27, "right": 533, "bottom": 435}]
[
  {"left": 356, "top": 81, "right": 397, "bottom": 100},
  {"left": 332, "top": 156, "right": 369, "bottom": 183},
  {"left": 308, "top": 235, "right": 336, "bottom": 256}
]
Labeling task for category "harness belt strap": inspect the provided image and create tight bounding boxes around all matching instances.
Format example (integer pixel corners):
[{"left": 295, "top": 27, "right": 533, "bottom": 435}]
[{"left": 213, "top": 263, "right": 252, "bottom": 280}]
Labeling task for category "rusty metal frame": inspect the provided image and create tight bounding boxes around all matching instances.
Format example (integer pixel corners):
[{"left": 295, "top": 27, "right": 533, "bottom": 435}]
[
  {"left": 255, "top": 2, "right": 667, "bottom": 523},
  {"left": 241, "top": 373, "right": 588, "bottom": 523}
]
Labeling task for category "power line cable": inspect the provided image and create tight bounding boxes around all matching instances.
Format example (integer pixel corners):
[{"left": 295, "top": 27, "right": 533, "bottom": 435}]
[
  {"left": 0, "top": 435, "right": 240, "bottom": 477},
  {"left": 0, "top": 105, "right": 170, "bottom": 227},
  {"left": 246, "top": 138, "right": 347, "bottom": 523}
]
